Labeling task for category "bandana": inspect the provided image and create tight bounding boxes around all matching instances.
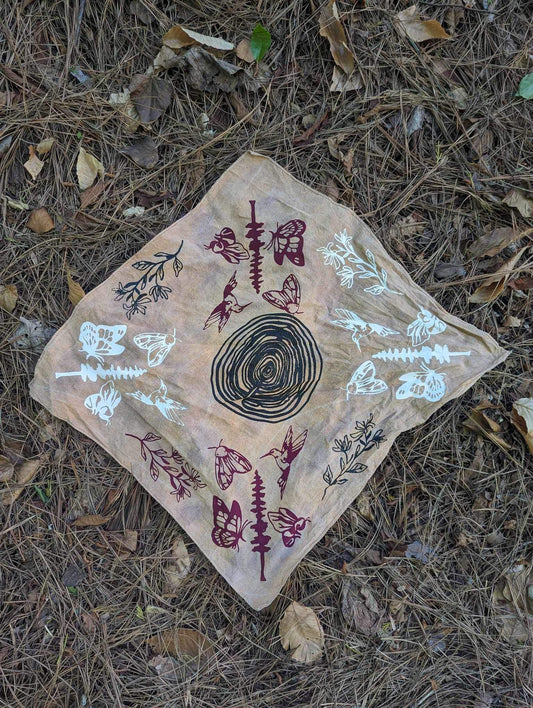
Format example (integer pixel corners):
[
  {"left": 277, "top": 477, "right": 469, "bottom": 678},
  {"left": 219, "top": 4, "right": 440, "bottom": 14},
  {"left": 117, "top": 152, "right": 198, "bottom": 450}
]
[{"left": 30, "top": 152, "right": 508, "bottom": 609}]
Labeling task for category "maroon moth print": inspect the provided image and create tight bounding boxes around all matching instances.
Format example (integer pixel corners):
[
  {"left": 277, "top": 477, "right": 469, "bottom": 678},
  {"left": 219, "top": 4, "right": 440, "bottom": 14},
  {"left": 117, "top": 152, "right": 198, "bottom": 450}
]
[
  {"left": 211, "top": 496, "right": 250, "bottom": 550},
  {"left": 266, "top": 219, "right": 306, "bottom": 267},
  {"left": 203, "top": 271, "right": 251, "bottom": 333},
  {"left": 250, "top": 470, "right": 271, "bottom": 582},
  {"left": 126, "top": 432, "right": 205, "bottom": 502},
  {"left": 204, "top": 227, "right": 250, "bottom": 264},
  {"left": 244, "top": 200, "right": 265, "bottom": 294},
  {"left": 267, "top": 507, "right": 311, "bottom": 547},
  {"left": 261, "top": 426, "right": 308, "bottom": 499},
  {"left": 262, "top": 274, "right": 302, "bottom": 315},
  {"left": 208, "top": 439, "right": 252, "bottom": 491}
]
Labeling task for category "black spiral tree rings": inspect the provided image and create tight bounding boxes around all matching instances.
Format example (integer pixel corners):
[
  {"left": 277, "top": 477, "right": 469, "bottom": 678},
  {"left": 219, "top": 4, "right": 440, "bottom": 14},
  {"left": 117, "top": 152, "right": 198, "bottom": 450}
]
[{"left": 211, "top": 314, "right": 323, "bottom": 423}]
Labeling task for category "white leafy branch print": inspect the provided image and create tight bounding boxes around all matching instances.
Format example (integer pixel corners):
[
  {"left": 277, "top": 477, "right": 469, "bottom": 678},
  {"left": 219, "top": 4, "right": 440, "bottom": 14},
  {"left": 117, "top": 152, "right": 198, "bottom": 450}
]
[{"left": 317, "top": 230, "right": 401, "bottom": 296}]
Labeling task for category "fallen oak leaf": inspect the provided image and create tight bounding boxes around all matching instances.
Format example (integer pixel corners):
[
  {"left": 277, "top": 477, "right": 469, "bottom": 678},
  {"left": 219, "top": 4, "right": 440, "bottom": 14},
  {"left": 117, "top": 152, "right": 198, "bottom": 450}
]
[
  {"left": 163, "top": 25, "right": 234, "bottom": 53},
  {"left": 27, "top": 207, "right": 54, "bottom": 233},
  {"left": 23, "top": 145, "right": 44, "bottom": 180},
  {"left": 121, "top": 136, "right": 158, "bottom": 169},
  {"left": 165, "top": 536, "right": 191, "bottom": 592},
  {"left": 108, "top": 88, "right": 140, "bottom": 133},
  {"left": 107, "top": 529, "right": 138, "bottom": 552},
  {"left": 36, "top": 137, "right": 54, "bottom": 156},
  {"left": 395, "top": 5, "right": 451, "bottom": 43},
  {"left": 77, "top": 147, "right": 105, "bottom": 191},
  {"left": 72, "top": 513, "right": 113, "bottom": 527},
  {"left": 129, "top": 74, "right": 172, "bottom": 125},
  {"left": 279, "top": 601, "right": 324, "bottom": 664},
  {"left": 79, "top": 180, "right": 106, "bottom": 209},
  {"left": 468, "top": 226, "right": 526, "bottom": 259},
  {"left": 341, "top": 578, "right": 384, "bottom": 635},
  {"left": 134, "top": 189, "right": 173, "bottom": 208},
  {"left": 176, "top": 46, "right": 257, "bottom": 93},
  {"left": 511, "top": 398, "right": 533, "bottom": 455},
  {"left": 463, "top": 407, "right": 512, "bottom": 451},
  {"left": 2, "top": 458, "right": 42, "bottom": 504},
  {"left": 468, "top": 246, "right": 527, "bottom": 304},
  {"left": 235, "top": 38, "right": 254, "bottom": 63},
  {"left": 0, "top": 455, "right": 15, "bottom": 482},
  {"left": 153, "top": 45, "right": 182, "bottom": 72},
  {"left": 0, "top": 284, "right": 18, "bottom": 313},
  {"left": 508, "top": 276, "right": 533, "bottom": 292},
  {"left": 66, "top": 268, "right": 85, "bottom": 306},
  {"left": 147, "top": 628, "right": 214, "bottom": 661},
  {"left": 330, "top": 65, "right": 362, "bottom": 92},
  {"left": 502, "top": 188, "right": 533, "bottom": 218},
  {"left": 319, "top": 0, "right": 354, "bottom": 75}
]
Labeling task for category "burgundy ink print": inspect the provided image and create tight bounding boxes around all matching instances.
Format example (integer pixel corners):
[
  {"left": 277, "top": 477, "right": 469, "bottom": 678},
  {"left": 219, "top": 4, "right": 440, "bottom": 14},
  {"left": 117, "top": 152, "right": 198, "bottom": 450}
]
[
  {"left": 250, "top": 470, "right": 271, "bottom": 582},
  {"left": 113, "top": 242, "right": 183, "bottom": 319},
  {"left": 126, "top": 432, "right": 205, "bottom": 502},
  {"left": 261, "top": 425, "right": 308, "bottom": 499},
  {"left": 204, "top": 227, "right": 250, "bottom": 264},
  {"left": 262, "top": 274, "right": 302, "bottom": 315},
  {"left": 267, "top": 507, "right": 311, "bottom": 547},
  {"left": 266, "top": 219, "right": 306, "bottom": 267},
  {"left": 244, "top": 200, "right": 265, "bottom": 294},
  {"left": 211, "top": 496, "right": 250, "bottom": 550},
  {"left": 203, "top": 271, "right": 251, "bottom": 333},
  {"left": 208, "top": 440, "right": 252, "bottom": 490}
]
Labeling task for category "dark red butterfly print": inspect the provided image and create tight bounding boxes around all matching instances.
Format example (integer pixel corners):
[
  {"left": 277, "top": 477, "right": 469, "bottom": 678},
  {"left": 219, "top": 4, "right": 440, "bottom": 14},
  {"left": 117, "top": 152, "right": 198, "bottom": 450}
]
[
  {"left": 208, "top": 440, "right": 252, "bottom": 490},
  {"left": 211, "top": 496, "right": 249, "bottom": 550},
  {"left": 267, "top": 507, "right": 310, "bottom": 547},
  {"left": 204, "top": 227, "right": 250, "bottom": 264},
  {"left": 262, "top": 274, "right": 302, "bottom": 315},
  {"left": 266, "top": 219, "right": 306, "bottom": 267}
]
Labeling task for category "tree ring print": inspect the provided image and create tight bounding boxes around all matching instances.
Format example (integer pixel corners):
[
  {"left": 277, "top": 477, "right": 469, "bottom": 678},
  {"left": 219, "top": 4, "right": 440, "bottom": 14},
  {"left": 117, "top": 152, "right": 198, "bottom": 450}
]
[{"left": 211, "top": 314, "right": 323, "bottom": 423}]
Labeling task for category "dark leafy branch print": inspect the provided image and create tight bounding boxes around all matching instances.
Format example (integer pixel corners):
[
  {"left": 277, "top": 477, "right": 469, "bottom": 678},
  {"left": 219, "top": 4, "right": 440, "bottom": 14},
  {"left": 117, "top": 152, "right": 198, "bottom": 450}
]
[
  {"left": 113, "top": 241, "right": 183, "bottom": 319},
  {"left": 322, "top": 414, "right": 386, "bottom": 499},
  {"left": 126, "top": 432, "right": 205, "bottom": 502}
]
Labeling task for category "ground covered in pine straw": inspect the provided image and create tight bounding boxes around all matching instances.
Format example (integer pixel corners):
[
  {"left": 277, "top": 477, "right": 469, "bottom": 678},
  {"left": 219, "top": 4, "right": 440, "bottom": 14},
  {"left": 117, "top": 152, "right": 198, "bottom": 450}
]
[{"left": 1, "top": 1, "right": 532, "bottom": 706}]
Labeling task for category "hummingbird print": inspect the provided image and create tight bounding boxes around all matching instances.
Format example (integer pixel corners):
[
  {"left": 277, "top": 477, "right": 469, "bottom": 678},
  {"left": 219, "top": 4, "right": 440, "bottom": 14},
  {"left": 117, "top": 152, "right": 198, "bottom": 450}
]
[
  {"left": 331, "top": 308, "right": 399, "bottom": 351},
  {"left": 127, "top": 379, "right": 187, "bottom": 425},
  {"left": 260, "top": 426, "right": 308, "bottom": 499},
  {"left": 203, "top": 271, "right": 251, "bottom": 333}
]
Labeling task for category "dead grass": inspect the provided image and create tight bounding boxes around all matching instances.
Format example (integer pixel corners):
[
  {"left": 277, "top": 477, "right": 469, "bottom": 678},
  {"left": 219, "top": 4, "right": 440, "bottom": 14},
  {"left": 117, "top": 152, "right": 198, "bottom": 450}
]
[{"left": 1, "top": 0, "right": 532, "bottom": 706}]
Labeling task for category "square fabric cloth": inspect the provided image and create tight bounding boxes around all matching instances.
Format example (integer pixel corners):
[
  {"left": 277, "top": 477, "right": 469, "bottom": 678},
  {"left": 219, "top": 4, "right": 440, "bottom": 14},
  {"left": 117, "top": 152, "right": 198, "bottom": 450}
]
[{"left": 30, "top": 152, "right": 508, "bottom": 609}]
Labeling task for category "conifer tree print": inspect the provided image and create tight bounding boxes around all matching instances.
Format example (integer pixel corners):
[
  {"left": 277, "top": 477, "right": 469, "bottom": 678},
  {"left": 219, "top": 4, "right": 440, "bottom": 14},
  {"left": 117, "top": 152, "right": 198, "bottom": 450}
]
[
  {"left": 250, "top": 470, "right": 271, "bottom": 581},
  {"left": 244, "top": 200, "right": 265, "bottom": 294}
]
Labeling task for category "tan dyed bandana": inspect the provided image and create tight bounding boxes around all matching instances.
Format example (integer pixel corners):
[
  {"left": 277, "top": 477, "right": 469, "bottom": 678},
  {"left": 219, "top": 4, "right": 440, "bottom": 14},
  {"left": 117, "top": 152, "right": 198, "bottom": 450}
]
[{"left": 30, "top": 152, "right": 508, "bottom": 609}]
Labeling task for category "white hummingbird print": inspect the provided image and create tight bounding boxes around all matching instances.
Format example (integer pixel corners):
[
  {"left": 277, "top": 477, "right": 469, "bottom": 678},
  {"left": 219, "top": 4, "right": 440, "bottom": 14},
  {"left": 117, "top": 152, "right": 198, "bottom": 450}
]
[
  {"left": 331, "top": 308, "right": 399, "bottom": 351},
  {"left": 127, "top": 379, "right": 187, "bottom": 425}
]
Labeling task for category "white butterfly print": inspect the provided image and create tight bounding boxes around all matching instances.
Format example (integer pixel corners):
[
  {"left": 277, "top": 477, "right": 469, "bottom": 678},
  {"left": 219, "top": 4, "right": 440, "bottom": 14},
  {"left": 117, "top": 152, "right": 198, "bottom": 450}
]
[
  {"left": 346, "top": 360, "right": 388, "bottom": 400},
  {"left": 127, "top": 379, "right": 187, "bottom": 425},
  {"left": 84, "top": 381, "right": 121, "bottom": 424},
  {"left": 133, "top": 329, "right": 178, "bottom": 368},
  {"left": 331, "top": 308, "right": 399, "bottom": 351},
  {"left": 396, "top": 363, "right": 446, "bottom": 402},
  {"left": 406, "top": 308, "right": 446, "bottom": 346},
  {"left": 79, "top": 321, "right": 127, "bottom": 363}
]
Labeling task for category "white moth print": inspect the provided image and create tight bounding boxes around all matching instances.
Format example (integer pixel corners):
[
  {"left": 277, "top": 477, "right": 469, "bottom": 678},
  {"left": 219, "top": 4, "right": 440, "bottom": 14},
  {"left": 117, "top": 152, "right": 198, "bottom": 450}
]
[
  {"left": 127, "top": 379, "right": 187, "bottom": 425},
  {"left": 331, "top": 308, "right": 399, "bottom": 351},
  {"left": 396, "top": 363, "right": 446, "bottom": 402},
  {"left": 133, "top": 329, "right": 178, "bottom": 368},
  {"left": 84, "top": 380, "right": 121, "bottom": 424},
  {"left": 406, "top": 308, "right": 446, "bottom": 346},
  {"left": 345, "top": 360, "right": 388, "bottom": 400},
  {"left": 79, "top": 321, "right": 127, "bottom": 363}
]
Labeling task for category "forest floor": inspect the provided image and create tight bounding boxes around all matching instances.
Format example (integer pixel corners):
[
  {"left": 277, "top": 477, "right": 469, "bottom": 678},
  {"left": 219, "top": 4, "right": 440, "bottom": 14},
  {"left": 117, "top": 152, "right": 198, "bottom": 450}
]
[{"left": 0, "top": 1, "right": 532, "bottom": 706}]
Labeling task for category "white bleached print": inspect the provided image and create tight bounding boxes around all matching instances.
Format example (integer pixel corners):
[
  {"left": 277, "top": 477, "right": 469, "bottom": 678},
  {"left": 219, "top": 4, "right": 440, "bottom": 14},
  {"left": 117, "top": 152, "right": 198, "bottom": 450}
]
[
  {"left": 84, "top": 380, "right": 121, "bottom": 424},
  {"left": 396, "top": 363, "right": 446, "bottom": 402},
  {"left": 331, "top": 308, "right": 399, "bottom": 351},
  {"left": 133, "top": 329, "right": 178, "bottom": 367},
  {"left": 79, "top": 321, "right": 127, "bottom": 363},
  {"left": 127, "top": 379, "right": 187, "bottom": 425},
  {"left": 345, "top": 360, "right": 388, "bottom": 400},
  {"left": 407, "top": 308, "right": 446, "bottom": 346}
]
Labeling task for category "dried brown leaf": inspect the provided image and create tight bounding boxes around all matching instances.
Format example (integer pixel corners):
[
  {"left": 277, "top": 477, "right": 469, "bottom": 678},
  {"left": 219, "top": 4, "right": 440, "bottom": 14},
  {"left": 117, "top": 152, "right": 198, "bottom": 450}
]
[
  {"left": 395, "top": 5, "right": 451, "bottom": 42},
  {"left": 293, "top": 110, "right": 328, "bottom": 145},
  {"left": 108, "top": 88, "right": 140, "bottom": 132},
  {"left": 163, "top": 25, "right": 234, "bottom": 53},
  {"left": 279, "top": 601, "right": 324, "bottom": 664},
  {"left": 468, "top": 226, "right": 523, "bottom": 258},
  {"left": 36, "top": 137, "right": 54, "bottom": 155},
  {"left": 121, "top": 136, "right": 158, "bottom": 169},
  {"left": 228, "top": 92, "right": 255, "bottom": 123},
  {"left": 66, "top": 268, "right": 85, "bottom": 306},
  {"left": 0, "top": 455, "right": 15, "bottom": 482},
  {"left": 27, "top": 207, "right": 54, "bottom": 233},
  {"left": 236, "top": 38, "right": 254, "bottom": 63},
  {"left": 319, "top": 0, "right": 355, "bottom": 75},
  {"left": 129, "top": 74, "right": 172, "bottom": 124},
  {"left": 134, "top": 189, "right": 173, "bottom": 208},
  {"left": 468, "top": 247, "right": 527, "bottom": 304},
  {"left": 511, "top": 398, "right": 533, "bottom": 455},
  {"left": 509, "top": 276, "right": 533, "bottom": 291},
  {"left": 10, "top": 317, "right": 56, "bottom": 350},
  {"left": 72, "top": 513, "right": 113, "bottom": 527},
  {"left": 0, "top": 284, "right": 18, "bottom": 313},
  {"left": 108, "top": 529, "right": 138, "bottom": 552},
  {"left": 177, "top": 46, "right": 252, "bottom": 93},
  {"left": 79, "top": 180, "right": 106, "bottom": 209},
  {"left": 2, "top": 458, "right": 42, "bottom": 504},
  {"left": 147, "top": 628, "right": 214, "bottom": 660},
  {"left": 341, "top": 579, "right": 384, "bottom": 635},
  {"left": 77, "top": 147, "right": 105, "bottom": 191},
  {"left": 463, "top": 408, "right": 512, "bottom": 450},
  {"left": 153, "top": 46, "right": 182, "bottom": 72},
  {"left": 503, "top": 315, "right": 522, "bottom": 327},
  {"left": 502, "top": 188, "right": 533, "bottom": 218},
  {"left": 165, "top": 536, "right": 191, "bottom": 592},
  {"left": 23, "top": 145, "right": 44, "bottom": 180}
]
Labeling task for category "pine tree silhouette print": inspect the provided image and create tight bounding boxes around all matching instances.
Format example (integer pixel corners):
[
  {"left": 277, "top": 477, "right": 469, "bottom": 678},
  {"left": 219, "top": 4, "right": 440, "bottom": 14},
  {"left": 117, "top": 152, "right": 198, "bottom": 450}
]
[
  {"left": 250, "top": 470, "right": 271, "bottom": 582},
  {"left": 244, "top": 200, "right": 265, "bottom": 294}
]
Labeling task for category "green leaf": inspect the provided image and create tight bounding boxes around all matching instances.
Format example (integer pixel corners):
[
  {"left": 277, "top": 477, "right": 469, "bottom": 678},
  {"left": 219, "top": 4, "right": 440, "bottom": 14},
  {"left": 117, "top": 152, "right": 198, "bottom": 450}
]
[
  {"left": 135, "top": 605, "right": 144, "bottom": 619},
  {"left": 250, "top": 23, "right": 271, "bottom": 63},
  {"left": 516, "top": 73, "right": 533, "bottom": 100},
  {"left": 34, "top": 485, "right": 50, "bottom": 503},
  {"left": 67, "top": 586, "right": 78, "bottom": 596}
]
